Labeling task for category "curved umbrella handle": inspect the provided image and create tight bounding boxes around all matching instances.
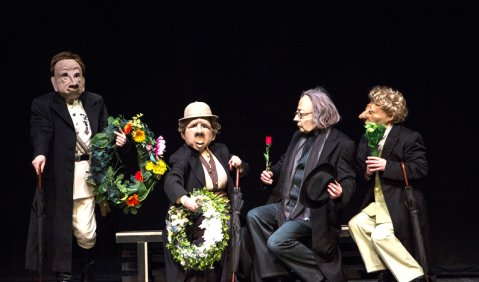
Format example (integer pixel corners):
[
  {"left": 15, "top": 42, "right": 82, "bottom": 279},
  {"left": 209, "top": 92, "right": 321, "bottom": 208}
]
[
  {"left": 235, "top": 167, "right": 240, "bottom": 188},
  {"left": 38, "top": 172, "right": 42, "bottom": 193},
  {"left": 400, "top": 161, "right": 409, "bottom": 188}
]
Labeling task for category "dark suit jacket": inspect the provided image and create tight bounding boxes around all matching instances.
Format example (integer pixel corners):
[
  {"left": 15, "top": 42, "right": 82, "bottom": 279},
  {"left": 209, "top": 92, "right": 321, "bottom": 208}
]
[
  {"left": 267, "top": 128, "right": 356, "bottom": 282},
  {"left": 163, "top": 142, "right": 249, "bottom": 282},
  {"left": 26, "top": 91, "right": 108, "bottom": 273},
  {"left": 356, "top": 124, "right": 431, "bottom": 267}
]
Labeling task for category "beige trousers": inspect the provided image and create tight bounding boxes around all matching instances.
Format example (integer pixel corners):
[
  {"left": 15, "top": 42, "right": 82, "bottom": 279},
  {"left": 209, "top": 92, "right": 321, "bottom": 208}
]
[
  {"left": 348, "top": 211, "right": 423, "bottom": 282},
  {"left": 73, "top": 197, "right": 97, "bottom": 249}
]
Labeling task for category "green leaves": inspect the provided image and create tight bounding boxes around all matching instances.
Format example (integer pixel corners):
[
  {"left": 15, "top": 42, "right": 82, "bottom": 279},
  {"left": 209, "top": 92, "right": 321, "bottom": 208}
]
[
  {"left": 87, "top": 114, "right": 167, "bottom": 214},
  {"left": 364, "top": 122, "right": 387, "bottom": 157}
]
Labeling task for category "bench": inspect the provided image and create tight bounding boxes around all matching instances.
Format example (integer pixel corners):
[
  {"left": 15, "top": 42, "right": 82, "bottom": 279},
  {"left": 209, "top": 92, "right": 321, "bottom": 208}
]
[
  {"left": 340, "top": 224, "right": 351, "bottom": 237},
  {"left": 115, "top": 225, "right": 353, "bottom": 281},
  {"left": 116, "top": 230, "right": 163, "bottom": 282}
]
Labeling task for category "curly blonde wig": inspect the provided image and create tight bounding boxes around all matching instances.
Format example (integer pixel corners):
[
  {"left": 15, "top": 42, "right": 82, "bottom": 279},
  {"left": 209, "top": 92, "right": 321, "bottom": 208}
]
[{"left": 368, "top": 86, "right": 408, "bottom": 123}]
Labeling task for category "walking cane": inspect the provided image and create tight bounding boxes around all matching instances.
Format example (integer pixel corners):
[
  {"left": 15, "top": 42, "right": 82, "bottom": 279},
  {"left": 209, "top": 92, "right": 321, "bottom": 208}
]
[{"left": 36, "top": 172, "right": 44, "bottom": 282}]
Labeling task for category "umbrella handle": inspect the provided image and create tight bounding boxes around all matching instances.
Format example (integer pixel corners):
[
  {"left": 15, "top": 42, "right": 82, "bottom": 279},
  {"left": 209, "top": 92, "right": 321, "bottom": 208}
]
[
  {"left": 38, "top": 172, "right": 42, "bottom": 193},
  {"left": 400, "top": 161, "right": 410, "bottom": 188},
  {"left": 235, "top": 168, "right": 240, "bottom": 188}
]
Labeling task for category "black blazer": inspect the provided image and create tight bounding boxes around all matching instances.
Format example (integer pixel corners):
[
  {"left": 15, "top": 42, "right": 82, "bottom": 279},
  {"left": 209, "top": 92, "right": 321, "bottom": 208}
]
[
  {"left": 267, "top": 128, "right": 356, "bottom": 282},
  {"left": 163, "top": 142, "right": 249, "bottom": 282},
  {"left": 26, "top": 91, "right": 108, "bottom": 273},
  {"left": 356, "top": 124, "right": 430, "bottom": 262}
]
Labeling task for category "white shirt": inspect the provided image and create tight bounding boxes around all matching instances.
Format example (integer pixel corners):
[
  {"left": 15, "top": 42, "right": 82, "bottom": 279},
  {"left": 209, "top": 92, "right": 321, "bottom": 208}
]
[{"left": 66, "top": 99, "right": 94, "bottom": 199}]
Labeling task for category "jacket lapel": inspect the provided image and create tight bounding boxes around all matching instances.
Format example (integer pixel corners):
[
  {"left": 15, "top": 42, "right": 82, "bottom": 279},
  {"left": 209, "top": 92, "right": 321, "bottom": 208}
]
[
  {"left": 80, "top": 92, "right": 100, "bottom": 135},
  {"left": 50, "top": 93, "right": 75, "bottom": 130},
  {"left": 381, "top": 125, "right": 400, "bottom": 159},
  {"left": 315, "top": 128, "right": 337, "bottom": 168},
  {"left": 188, "top": 149, "right": 206, "bottom": 189}
]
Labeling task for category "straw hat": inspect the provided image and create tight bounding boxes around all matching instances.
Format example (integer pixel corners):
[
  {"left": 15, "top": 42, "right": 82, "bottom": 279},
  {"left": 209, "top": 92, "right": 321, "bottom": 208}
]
[{"left": 178, "top": 101, "right": 218, "bottom": 122}]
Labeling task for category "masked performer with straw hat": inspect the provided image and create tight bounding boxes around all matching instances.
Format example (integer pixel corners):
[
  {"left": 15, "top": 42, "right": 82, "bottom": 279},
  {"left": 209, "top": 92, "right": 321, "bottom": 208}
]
[{"left": 163, "top": 101, "right": 248, "bottom": 282}]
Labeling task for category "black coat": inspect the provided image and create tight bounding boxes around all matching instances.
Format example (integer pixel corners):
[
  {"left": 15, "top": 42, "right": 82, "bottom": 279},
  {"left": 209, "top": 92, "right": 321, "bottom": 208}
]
[
  {"left": 26, "top": 91, "right": 108, "bottom": 273},
  {"left": 267, "top": 128, "right": 356, "bottom": 282},
  {"left": 356, "top": 124, "right": 431, "bottom": 267}
]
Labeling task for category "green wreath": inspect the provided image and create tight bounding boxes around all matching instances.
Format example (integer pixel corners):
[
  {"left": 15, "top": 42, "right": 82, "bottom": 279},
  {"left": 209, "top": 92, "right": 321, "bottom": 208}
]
[
  {"left": 87, "top": 113, "right": 168, "bottom": 214},
  {"left": 166, "top": 188, "right": 230, "bottom": 270}
]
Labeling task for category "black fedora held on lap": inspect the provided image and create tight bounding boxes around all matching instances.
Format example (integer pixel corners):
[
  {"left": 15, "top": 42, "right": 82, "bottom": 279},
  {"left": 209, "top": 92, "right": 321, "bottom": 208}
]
[{"left": 300, "top": 163, "right": 337, "bottom": 208}]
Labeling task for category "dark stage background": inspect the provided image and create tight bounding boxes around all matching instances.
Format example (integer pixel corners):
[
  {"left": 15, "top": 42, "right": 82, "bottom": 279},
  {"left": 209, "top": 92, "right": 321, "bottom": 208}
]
[{"left": 2, "top": 1, "right": 478, "bottom": 280}]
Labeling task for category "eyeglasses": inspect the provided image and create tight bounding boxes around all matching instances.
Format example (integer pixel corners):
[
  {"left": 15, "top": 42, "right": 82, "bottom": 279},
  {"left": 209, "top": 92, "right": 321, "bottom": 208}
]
[{"left": 294, "top": 111, "right": 312, "bottom": 119}]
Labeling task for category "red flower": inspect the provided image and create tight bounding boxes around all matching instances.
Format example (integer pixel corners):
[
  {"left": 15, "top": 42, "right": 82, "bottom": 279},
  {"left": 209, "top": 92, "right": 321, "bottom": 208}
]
[
  {"left": 264, "top": 136, "right": 272, "bottom": 171},
  {"left": 126, "top": 194, "right": 140, "bottom": 207},
  {"left": 265, "top": 136, "right": 272, "bottom": 145},
  {"left": 135, "top": 171, "right": 144, "bottom": 182},
  {"left": 124, "top": 123, "right": 132, "bottom": 135}
]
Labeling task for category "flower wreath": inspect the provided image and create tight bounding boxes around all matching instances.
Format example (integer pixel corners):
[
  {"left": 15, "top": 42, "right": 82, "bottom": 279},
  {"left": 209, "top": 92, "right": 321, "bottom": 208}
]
[
  {"left": 166, "top": 188, "right": 230, "bottom": 270},
  {"left": 87, "top": 113, "right": 168, "bottom": 214}
]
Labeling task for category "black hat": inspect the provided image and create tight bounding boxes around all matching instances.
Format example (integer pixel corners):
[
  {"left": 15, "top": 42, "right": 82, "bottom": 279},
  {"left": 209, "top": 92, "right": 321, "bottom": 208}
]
[{"left": 300, "top": 163, "right": 337, "bottom": 208}]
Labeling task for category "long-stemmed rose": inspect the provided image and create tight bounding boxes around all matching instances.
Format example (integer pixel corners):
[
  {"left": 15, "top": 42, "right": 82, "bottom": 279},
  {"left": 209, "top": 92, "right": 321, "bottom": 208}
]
[
  {"left": 364, "top": 122, "right": 387, "bottom": 156},
  {"left": 264, "top": 136, "right": 272, "bottom": 171}
]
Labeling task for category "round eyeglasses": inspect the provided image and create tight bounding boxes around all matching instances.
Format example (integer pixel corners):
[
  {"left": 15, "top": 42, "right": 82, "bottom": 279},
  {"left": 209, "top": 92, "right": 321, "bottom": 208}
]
[{"left": 294, "top": 111, "right": 312, "bottom": 119}]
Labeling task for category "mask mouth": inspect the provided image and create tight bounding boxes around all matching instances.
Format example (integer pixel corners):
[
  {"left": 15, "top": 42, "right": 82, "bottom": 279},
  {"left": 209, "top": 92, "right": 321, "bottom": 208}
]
[{"left": 59, "top": 90, "right": 82, "bottom": 102}]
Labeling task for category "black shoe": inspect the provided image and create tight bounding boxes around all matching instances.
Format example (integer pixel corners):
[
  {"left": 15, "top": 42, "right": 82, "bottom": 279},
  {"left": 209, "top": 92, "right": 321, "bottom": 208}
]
[
  {"left": 378, "top": 270, "right": 395, "bottom": 282},
  {"left": 56, "top": 272, "right": 73, "bottom": 282},
  {"left": 411, "top": 274, "right": 433, "bottom": 282}
]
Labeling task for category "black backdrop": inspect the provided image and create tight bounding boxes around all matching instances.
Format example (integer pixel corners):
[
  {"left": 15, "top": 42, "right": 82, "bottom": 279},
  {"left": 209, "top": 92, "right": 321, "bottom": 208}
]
[{"left": 2, "top": 1, "right": 478, "bottom": 279}]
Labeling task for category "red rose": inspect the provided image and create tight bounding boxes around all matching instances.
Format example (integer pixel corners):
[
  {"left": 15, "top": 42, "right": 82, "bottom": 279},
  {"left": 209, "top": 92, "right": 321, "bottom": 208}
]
[
  {"left": 266, "top": 136, "right": 272, "bottom": 145},
  {"left": 135, "top": 171, "right": 144, "bottom": 182}
]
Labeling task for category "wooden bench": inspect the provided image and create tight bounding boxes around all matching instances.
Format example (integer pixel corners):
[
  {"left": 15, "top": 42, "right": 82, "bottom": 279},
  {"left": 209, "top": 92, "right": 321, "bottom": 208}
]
[
  {"left": 116, "top": 230, "right": 163, "bottom": 282},
  {"left": 115, "top": 225, "right": 353, "bottom": 281},
  {"left": 340, "top": 224, "right": 351, "bottom": 237}
]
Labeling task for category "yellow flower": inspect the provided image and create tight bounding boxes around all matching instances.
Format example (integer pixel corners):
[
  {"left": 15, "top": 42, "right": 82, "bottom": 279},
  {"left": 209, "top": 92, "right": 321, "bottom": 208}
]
[
  {"left": 145, "top": 160, "right": 168, "bottom": 176},
  {"left": 145, "top": 161, "right": 154, "bottom": 171},
  {"left": 132, "top": 129, "right": 145, "bottom": 143},
  {"left": 153, "top": 159, "right": 168, "bottom": 175}
]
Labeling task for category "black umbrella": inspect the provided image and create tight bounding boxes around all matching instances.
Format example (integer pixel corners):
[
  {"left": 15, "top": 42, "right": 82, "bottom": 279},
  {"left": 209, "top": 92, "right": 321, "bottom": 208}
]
[
  {"left": 30, "top": 172, "right": 45, "bottom": 282},
  {"left": 230, "top": 168, "right": 244, "bottom": 282},
  {"left": 401, "top": 162, "right": 429, "bottom": 282}
]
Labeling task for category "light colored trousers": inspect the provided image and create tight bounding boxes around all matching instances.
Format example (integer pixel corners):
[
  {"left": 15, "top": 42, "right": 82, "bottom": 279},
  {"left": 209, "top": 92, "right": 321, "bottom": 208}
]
[
  {"left": 73, "top": 197, "right": 97, "bottom": 249},
  {"left": 348, "top": 211, "right": 423, "bottom": 282}
]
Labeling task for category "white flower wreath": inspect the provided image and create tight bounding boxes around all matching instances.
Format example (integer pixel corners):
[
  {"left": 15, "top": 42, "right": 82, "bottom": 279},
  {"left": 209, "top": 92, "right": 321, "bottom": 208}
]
[{"left": 166, "top": 188, "right": 230, "bottom": 270}]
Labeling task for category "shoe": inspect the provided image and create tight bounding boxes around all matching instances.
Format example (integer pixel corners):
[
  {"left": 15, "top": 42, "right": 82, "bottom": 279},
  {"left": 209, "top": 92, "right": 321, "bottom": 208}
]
[
  {"left": 56, "top": 272, "right": 73, "bottom": 282},
  {"left": 262, "top": 275, "right": 295, "bottom": 282},
  {"left": 411, "top": 274, "right": 432, "bottom": 282},
  {"left": 378, "top": 270, "right": 395, "bottom": 282}
]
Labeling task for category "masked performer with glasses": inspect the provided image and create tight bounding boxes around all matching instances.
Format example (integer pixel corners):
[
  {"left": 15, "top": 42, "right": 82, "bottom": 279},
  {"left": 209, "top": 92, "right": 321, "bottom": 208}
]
[{"left": 246, "top": 87, "right": 356, "bottom": 282}]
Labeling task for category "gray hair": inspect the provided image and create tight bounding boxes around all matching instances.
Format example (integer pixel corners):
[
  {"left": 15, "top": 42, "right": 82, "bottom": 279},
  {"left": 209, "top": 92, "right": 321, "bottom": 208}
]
[{"left": 301, "top": 87, "right": 341, "bottom": 129}]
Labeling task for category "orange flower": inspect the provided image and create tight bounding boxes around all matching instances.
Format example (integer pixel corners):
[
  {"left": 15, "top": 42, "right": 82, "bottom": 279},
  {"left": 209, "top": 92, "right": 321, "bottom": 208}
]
[
  {"left": 124, "top": 123, "right": 132, "bottom": 135},
  {"left": 126, "top": 194, "right": 140, "bottom": 207},
  {"left": 135, "top": 170, "right": 144, "bottom": 182}
]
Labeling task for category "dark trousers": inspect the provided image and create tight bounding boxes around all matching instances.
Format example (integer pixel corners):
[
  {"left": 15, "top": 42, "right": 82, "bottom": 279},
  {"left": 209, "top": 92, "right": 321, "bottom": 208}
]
[{"left": 246, "top": 203, "right": 324, "bottom": 281}]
